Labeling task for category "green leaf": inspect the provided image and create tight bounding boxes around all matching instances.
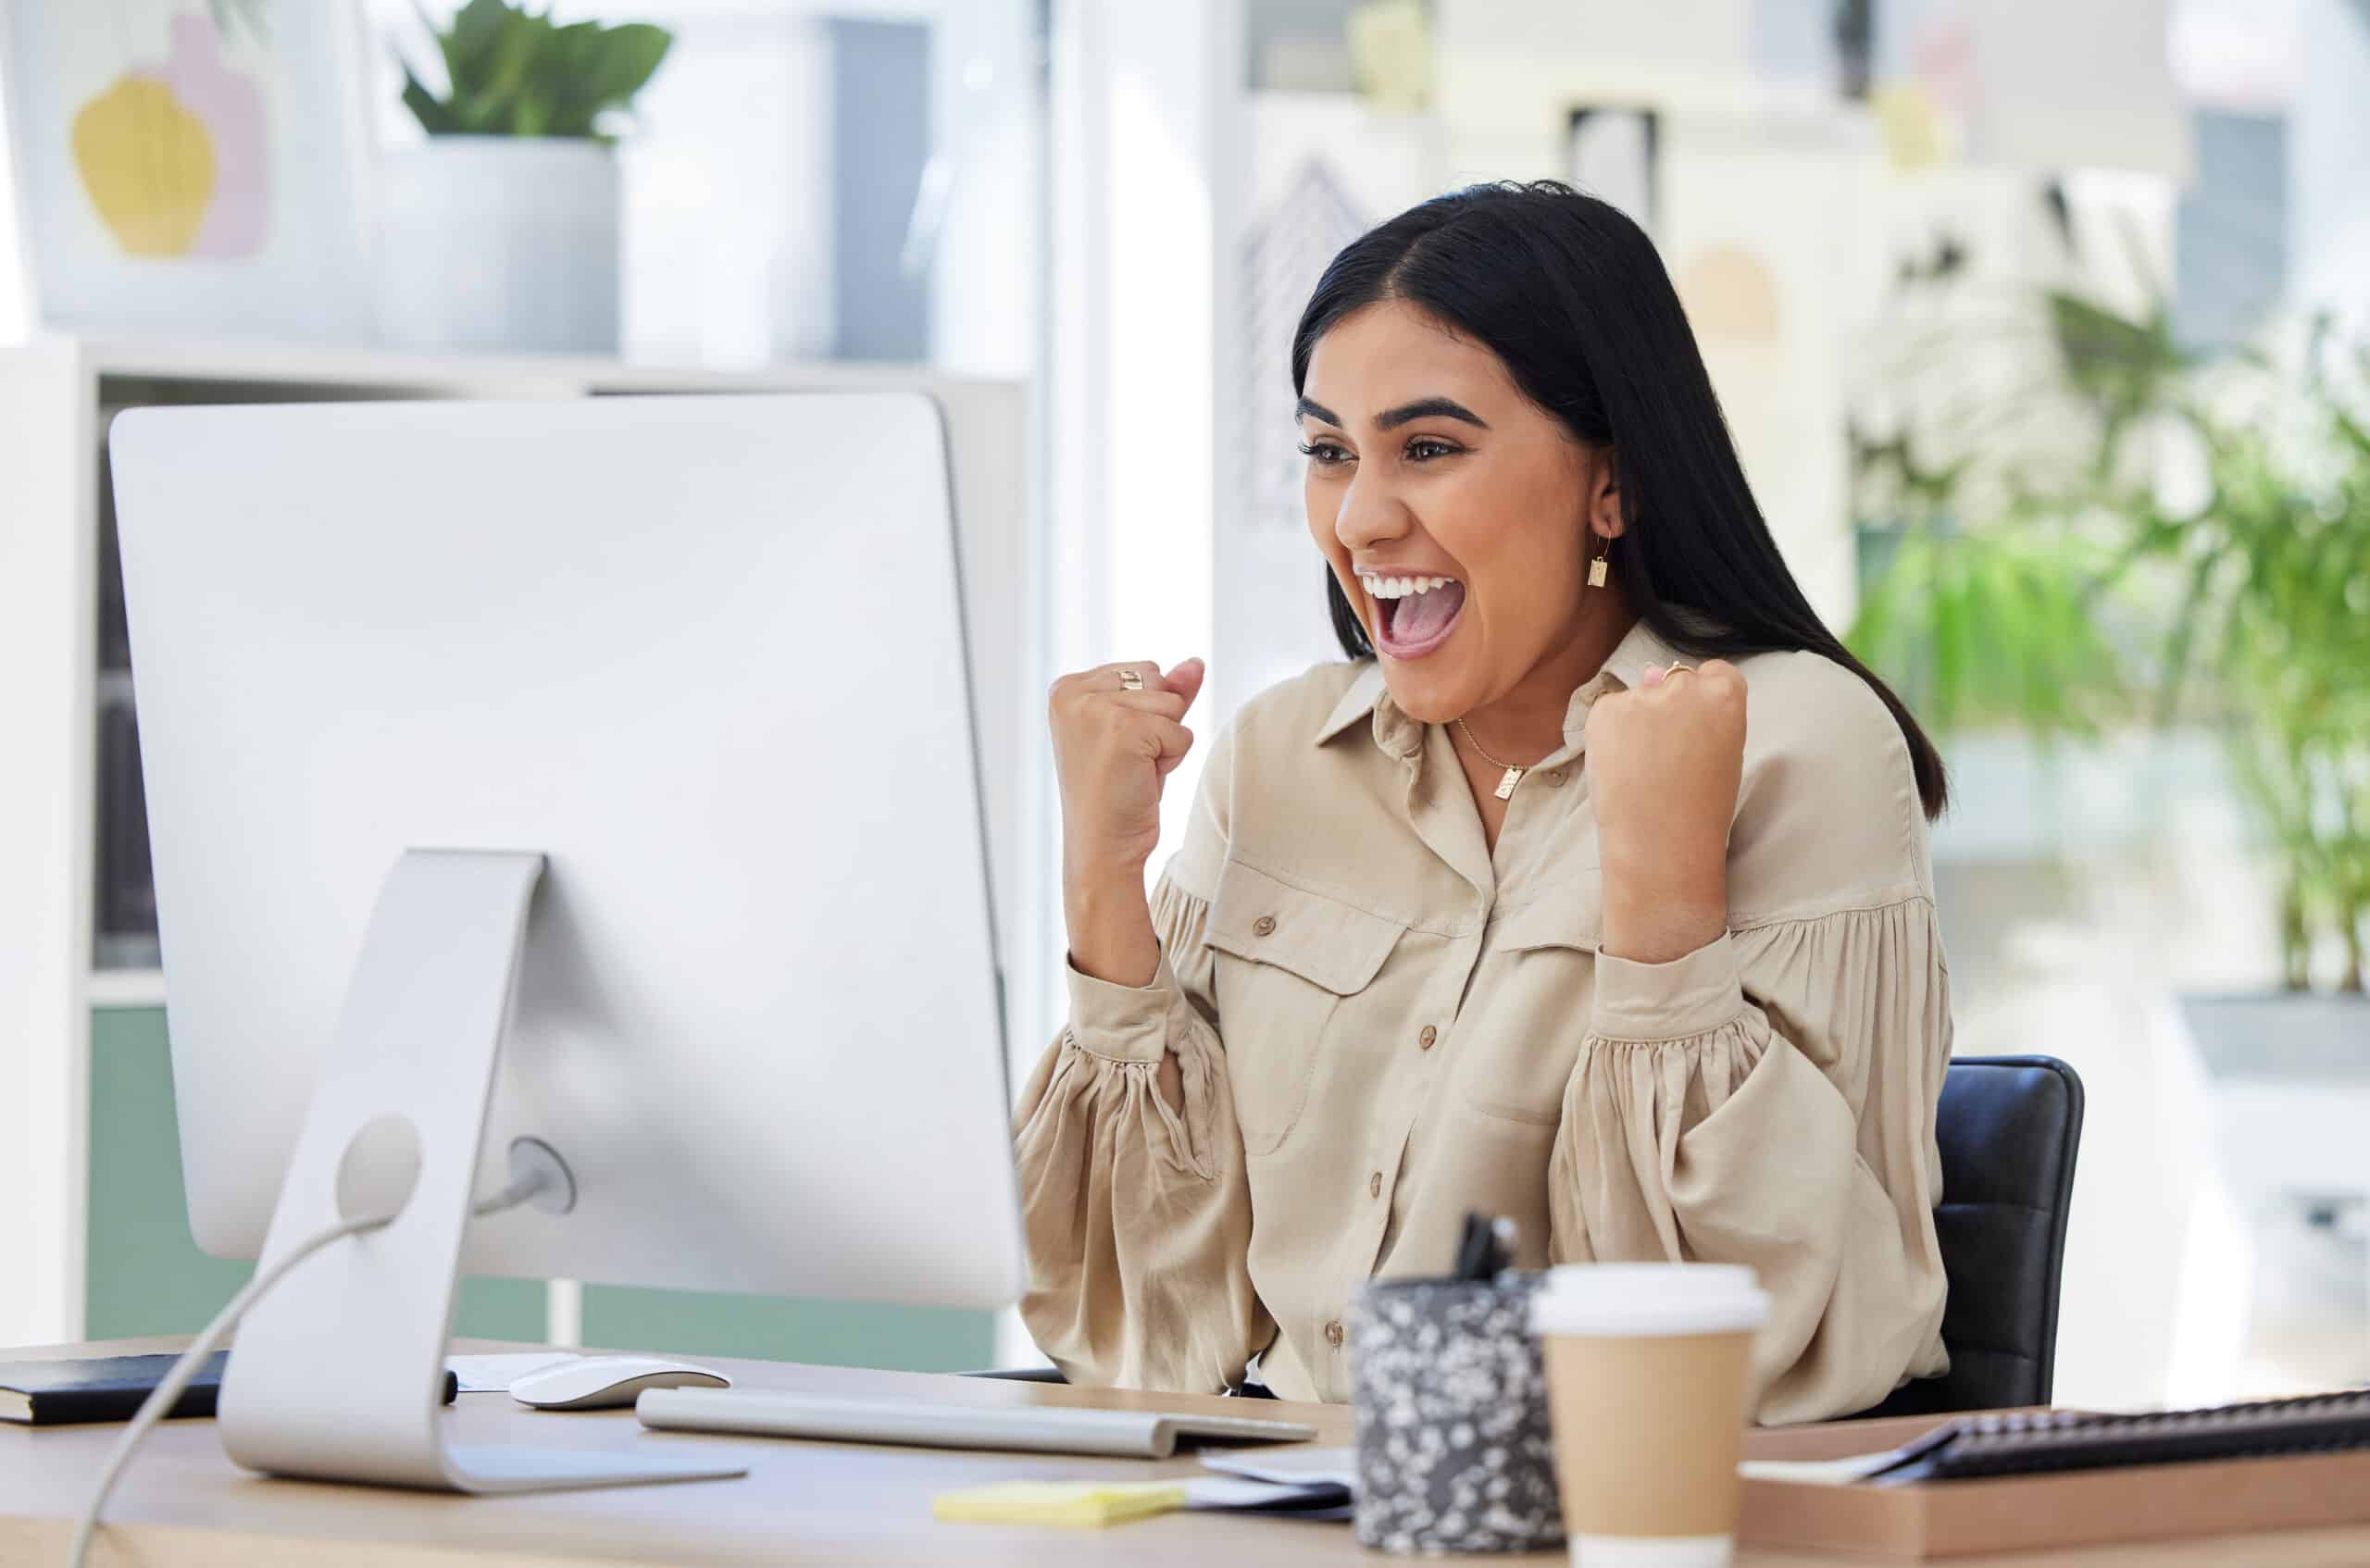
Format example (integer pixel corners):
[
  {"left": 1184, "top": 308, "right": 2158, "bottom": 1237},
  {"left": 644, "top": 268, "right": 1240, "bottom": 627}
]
[
  {"left": 438, "top": 0, "right": 516, "bottom": 93},
  {"left": 585, "top": 23, "right": 673, "bottom": 106},
  {"left": 401, "top": 66, "right": 461, "bottom": 135},
  {"left": 2152, "top": 550, "right": 2222, "bottom": 726},
  {"left": 407, "top": 1, "right": 673, "bottom": 139}
]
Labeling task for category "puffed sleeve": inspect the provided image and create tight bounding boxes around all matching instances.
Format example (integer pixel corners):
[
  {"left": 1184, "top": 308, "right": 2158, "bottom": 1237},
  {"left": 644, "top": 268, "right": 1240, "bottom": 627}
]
[
  {"left": 1548, "top": 900, "right": 1952, "bottom": 1424},
  {"left": 1011, "top": 729, "right": 1271, "bottom": 1394}
]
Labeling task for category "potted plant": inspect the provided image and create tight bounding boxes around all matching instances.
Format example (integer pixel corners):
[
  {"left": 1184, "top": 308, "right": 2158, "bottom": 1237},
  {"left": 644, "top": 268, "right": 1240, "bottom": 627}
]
[
  {"left": 378, "top": 0, "right": 673, "bottom": 354},
  {"left": 2142, "top": 330, "right": 2370, "bottom": 1078},
  {"left": 1852, "top": 274, "right": 2370, "bottom": 1317},
  {"left": 1856, "top": 295, "right": 2367, "bottom": 992}
]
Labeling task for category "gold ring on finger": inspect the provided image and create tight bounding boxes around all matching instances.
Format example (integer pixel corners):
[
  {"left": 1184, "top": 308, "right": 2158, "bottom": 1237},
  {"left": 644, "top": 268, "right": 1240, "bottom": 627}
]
[{"left": 1117, "top": 669, "right": 1145, "bottom": 691}]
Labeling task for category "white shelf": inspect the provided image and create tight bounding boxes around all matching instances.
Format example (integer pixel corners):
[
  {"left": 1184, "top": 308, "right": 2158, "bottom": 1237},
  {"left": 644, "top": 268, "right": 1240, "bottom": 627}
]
[
  {"left": 86, "top": 969, "right": 168, "bottom": 1010},
  {"left": 63, "top": 334, "right": 1002, "bottom": 396}
]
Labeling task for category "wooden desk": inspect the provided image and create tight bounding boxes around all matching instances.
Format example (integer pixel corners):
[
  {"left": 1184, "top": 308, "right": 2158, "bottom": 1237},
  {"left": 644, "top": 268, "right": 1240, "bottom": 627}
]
[{"left": 5, "top": 1339, "right": 2368, "bottom": 1567}]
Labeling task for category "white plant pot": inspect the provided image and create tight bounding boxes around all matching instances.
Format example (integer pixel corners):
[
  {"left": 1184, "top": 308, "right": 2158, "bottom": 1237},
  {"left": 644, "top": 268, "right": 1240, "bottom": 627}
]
[
  {"left": 2185, "top": 992, "right": 2370, "bottom": 1204},
  {"left": 2180, "top": 992, "right": 2370, "bottom": 1377},
  {"left": 376, "top": 138, "right": 620, "bottom": 355}
]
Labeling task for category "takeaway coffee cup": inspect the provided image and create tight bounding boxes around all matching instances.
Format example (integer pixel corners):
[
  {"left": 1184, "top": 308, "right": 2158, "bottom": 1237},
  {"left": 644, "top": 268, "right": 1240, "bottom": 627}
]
[{"left": 1529, "top": 1263, "right": 1770, "bottom": 1568}]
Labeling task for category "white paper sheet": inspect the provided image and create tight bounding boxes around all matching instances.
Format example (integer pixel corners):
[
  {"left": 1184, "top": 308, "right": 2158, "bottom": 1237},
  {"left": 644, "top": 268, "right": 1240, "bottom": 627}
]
[
  {"left": 1739, "top": 1450, "right": 1909, "bottom": 1487},
  {"left": 1210, "top": 1440, "right": 1911, "bottom": 1493},
  {"left": 1203, "top": 1445, "right": 1360, "bottom": 1489}
]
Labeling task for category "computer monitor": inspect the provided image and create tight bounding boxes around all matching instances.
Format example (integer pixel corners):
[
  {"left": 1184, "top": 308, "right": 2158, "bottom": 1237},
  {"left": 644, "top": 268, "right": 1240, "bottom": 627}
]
[{"left": 106, "top": 393, "right": 1024, "bottom": 1493}]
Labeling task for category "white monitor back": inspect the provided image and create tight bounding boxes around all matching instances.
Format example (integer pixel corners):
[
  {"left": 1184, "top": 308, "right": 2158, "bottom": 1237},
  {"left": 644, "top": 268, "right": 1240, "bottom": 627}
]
[{"left": 107, "top": 393, "right": 1022, "bottom": 1311}]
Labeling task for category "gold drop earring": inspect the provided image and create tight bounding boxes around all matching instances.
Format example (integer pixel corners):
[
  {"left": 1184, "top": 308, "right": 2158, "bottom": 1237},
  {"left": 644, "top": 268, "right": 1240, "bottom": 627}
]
[{"left": 1588, "top": 540, "right": 1611, "bottom": 588}]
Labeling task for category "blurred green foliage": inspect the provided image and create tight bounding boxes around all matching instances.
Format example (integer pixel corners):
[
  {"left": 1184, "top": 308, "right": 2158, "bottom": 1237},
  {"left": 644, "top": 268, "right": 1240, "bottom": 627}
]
[
  {"left": 1852, "top": 299, "right": 2370, "bottom": 993},
  {"left": 400, "top": 0, "right": 673, "bottom": 142}
]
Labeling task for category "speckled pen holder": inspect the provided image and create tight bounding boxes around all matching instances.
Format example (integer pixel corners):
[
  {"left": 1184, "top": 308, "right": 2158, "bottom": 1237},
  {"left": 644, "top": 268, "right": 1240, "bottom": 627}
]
[{"left": 1349, "top": 1272, "right": 1563, "bottom": 1554}]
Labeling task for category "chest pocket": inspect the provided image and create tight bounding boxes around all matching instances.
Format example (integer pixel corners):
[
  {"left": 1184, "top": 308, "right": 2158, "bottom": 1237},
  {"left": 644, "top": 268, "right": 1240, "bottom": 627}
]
[
  {"left": 1206, "top": 859, "right": 1405, "bottom": 1155},
  {"left": 1462, "top": 884, "right": 1603, "bottom": 1126}
]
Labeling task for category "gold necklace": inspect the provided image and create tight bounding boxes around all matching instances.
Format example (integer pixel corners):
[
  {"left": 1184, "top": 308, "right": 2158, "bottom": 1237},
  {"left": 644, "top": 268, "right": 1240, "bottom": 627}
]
[{"left": 1455, "top": 718, "right": 1540, "bottom": 801}]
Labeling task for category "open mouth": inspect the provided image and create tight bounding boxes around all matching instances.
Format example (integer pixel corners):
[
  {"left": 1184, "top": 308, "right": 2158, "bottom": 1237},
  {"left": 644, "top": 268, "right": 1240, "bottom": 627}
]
[{"left": 1360, "top": 572, "right": 1466, "bottom": 661}]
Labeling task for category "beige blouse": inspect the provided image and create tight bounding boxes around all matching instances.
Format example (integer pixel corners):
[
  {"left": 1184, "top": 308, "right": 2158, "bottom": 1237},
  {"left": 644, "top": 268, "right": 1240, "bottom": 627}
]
[{"left": 1013, "top": 618, "right": 1952, "bottom": 1423}]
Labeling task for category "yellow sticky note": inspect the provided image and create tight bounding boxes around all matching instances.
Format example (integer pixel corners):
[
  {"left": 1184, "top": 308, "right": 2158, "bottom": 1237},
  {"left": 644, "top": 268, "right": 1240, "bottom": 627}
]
[{"left": 931, "top": 1479, "right": 1189, "bottom": 1527}]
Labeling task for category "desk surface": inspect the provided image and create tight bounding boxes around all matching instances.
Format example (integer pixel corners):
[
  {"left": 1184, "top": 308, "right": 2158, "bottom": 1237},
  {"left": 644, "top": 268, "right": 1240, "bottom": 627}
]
[{"left": 4, "top": 1339, "right": 2368, "bottom": 1567}]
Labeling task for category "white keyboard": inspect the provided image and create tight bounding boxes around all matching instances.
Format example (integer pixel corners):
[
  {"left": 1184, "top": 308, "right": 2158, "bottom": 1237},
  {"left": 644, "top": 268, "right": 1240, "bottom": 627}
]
[{"left": 635, "top": 1388, "right": 1317, "bottom": 1460}]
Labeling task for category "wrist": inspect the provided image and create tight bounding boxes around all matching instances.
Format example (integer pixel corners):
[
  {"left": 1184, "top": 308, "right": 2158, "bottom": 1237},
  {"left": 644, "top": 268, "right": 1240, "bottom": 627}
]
[
  {"left": 1598, "top": 845, "right": 1727, "bottom": 965},
  {"left": 1062, "top": 852, "right": 1149, "bottom": 912},
  {"left": 1600, "top": 902, "right": 1726, "bottom": 965},
  {"left": 1063, "top": 867, "right": 1160, "bottom": 989}
]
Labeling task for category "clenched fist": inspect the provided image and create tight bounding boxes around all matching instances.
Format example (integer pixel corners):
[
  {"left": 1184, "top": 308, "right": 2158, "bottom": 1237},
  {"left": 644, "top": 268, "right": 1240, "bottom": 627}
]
[
  {"left": 1052, "top": 657, "right": 1206, "bottom": 875},
  {"left": 1585, "top": 659, "right": 1747, "bottom": 964},
  {"left": 1053, "top": 657, "right": 1206, "bottom": 992}
]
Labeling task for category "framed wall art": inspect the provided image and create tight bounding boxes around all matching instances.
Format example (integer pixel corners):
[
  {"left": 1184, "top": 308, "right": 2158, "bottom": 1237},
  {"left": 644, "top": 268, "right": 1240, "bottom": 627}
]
[{"left": 0, "top": 0, "right": 372, "bottom": 342}]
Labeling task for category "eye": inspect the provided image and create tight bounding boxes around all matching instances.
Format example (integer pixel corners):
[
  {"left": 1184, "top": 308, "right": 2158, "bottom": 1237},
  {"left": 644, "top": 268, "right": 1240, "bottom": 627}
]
[
  {"left": 1405, "top": 437, "right": 1461, "bottom": 462},
  {"left": 1299, "top": 440, "right": 1353, "bottom": 467}
]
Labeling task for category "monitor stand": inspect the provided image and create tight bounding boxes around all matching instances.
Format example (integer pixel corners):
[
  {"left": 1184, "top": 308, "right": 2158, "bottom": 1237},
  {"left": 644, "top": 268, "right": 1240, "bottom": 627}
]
[{"left": 218, "top": 850, "right": 745, "bottom": 1492}]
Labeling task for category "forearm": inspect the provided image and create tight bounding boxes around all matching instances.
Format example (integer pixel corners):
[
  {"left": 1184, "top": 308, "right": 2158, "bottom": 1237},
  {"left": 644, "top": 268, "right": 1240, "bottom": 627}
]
[{"left": 1062, "top": 858, "right": 1161, "bottom": 989}]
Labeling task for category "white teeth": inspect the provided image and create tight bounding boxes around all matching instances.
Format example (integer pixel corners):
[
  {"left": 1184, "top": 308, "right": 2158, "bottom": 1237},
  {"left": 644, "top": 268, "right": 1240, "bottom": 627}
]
[{"left": 1360, "top": 573, "right": 1457, "bottom": 599}]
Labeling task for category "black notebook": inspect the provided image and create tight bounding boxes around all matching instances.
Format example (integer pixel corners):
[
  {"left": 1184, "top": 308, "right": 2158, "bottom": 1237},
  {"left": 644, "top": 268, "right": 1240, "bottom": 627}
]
[
  {"left": 0, "top": 1352, "right": 460, "bottom": 1426},
  {"left": 1869, "top": 1391, "right": 2370, "bottom": 1484}
]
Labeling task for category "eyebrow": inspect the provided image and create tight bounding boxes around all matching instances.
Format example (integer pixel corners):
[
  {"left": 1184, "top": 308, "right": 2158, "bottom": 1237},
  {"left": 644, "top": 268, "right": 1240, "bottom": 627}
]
[{"left": 1293, "top": 395, "right": 1490, "bottom": 431}]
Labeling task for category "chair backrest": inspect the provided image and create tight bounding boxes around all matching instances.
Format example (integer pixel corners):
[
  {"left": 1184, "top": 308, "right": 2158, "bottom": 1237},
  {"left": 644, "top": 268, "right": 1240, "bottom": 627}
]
[{"left": 1857, "top": 1054, "right": 2085, "bottom": 1419}]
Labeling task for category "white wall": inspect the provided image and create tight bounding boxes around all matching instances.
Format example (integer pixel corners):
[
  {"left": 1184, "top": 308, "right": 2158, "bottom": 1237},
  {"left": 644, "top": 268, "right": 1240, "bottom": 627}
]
[
  {"left": 1044, "top": 0, "right": 1227, "bottom": 868},
  {"left": 999, "top": 0, "right": 1234, "bottom": 1370},
  {"left": 1657, "top": 108, "right": 1881, "bottom": 628},
  {"left": 0, "top": 55, "right": 26, "bottom": 344},
  {"left": 2292, "top": 0, "right": 2370, "bottom": 328}
]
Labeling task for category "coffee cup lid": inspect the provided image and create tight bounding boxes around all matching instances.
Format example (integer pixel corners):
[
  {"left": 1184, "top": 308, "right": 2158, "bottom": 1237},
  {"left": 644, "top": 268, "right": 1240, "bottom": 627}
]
[{"left": 1528, "top": 1263, "right": 1770, "bottom": 1338}]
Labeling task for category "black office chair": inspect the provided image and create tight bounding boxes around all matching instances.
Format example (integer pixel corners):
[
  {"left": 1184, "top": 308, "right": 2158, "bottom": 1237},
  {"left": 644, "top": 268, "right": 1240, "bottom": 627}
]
[
  {"left": 976, "top": 1054, "right": 2088, "bottom": 1414},
  {"left": 1854, "top": 1053, "right": 2085, "bottom": 1418}
]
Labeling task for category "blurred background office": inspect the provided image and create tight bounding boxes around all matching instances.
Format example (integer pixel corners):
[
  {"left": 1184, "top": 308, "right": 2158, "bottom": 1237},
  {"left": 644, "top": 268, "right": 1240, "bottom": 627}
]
[{"left": 1, "top": 0, "right": 2364, "bottom": 1418}]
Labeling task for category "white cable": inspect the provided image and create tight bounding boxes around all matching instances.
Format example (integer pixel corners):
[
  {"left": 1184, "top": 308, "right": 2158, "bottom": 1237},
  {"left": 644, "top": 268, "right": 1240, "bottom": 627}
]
[
  {"left": 69, "top": 1164, "right": 552, "bottom": 1567},
  {"left": 472, "top": 1165, "right": 550, "bottom": 1218},
  {"left": 67, "top": 1211, "right": 387, "bottom": 1568}
]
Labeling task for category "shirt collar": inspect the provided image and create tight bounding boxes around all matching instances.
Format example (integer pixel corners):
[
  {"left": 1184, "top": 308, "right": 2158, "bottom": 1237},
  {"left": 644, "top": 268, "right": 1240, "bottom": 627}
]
[{"left": 1312, "top": 616, "right": 1686, "bottom": 754}]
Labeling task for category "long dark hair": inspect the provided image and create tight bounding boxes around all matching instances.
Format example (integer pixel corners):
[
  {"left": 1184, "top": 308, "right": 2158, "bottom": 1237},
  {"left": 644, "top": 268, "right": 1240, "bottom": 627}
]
[{"left": 1292, "top": 180, "right": 1948, "bottom": 819}]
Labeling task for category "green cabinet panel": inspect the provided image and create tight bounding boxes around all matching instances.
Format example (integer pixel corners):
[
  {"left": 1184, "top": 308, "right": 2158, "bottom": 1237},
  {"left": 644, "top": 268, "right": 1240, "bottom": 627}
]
[
  {"left": 581, "top": 1285, "right": 993, "bottom": 1373},
  {"left": 86, "top": 1005, "right": 542, "bottom": 1342},
  {"left": 86, "top": 1006, "right": 249, "bottom": 1338}
]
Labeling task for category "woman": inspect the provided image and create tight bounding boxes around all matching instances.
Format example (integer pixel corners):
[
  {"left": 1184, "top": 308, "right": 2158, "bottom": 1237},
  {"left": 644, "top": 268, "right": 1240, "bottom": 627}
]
[{"left": 1017, "top": 181, "right": 1951, "bottom": 1424}]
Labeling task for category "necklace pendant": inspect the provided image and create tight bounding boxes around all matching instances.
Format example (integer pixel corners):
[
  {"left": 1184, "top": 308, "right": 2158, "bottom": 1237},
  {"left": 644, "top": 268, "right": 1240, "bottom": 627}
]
[{"left": 1495, "top": 765, "right": 1523, "bottom": 801}]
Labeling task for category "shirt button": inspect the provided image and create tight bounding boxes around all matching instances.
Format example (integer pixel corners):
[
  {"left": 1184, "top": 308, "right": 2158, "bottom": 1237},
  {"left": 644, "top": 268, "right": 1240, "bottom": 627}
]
[
  {"left": 1252, "top": 914, "right": 1277, "bottom": 937},
  {"left": 1368, "top": 1171, "right": 1383, "bottom": 1198},
  {"left": 1544, "top": 768, "right": 1566, "bottom": 787},
  {"left": 1418, "top": 1025, "right": 1438, "bottom": 1051},
  {"left": 1325, "top": 1320, "right": 1345, "bottom": 1349}
]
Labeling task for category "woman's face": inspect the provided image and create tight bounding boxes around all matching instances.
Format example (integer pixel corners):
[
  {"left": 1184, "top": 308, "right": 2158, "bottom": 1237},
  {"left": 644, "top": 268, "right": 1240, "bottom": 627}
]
[{"left": 1300, "top": 298, "right": 1617, "bottom": 724}]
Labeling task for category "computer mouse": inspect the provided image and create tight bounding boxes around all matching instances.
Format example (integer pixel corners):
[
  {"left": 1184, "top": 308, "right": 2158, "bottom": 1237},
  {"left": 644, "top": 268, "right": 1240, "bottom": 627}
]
[{"left": 508, "top": 1355, "right": 732, "bottom": 1410}]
